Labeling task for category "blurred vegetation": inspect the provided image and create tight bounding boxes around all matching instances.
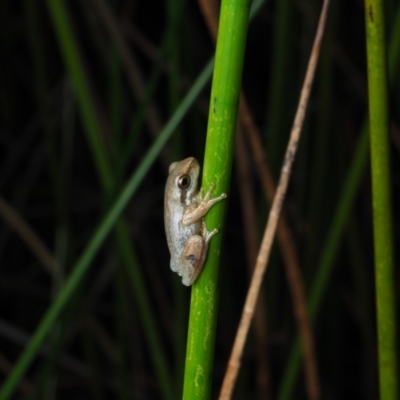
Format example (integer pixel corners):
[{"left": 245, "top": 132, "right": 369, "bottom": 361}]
[{"left": 0, "top": 0, "right": 398, "bottom": 399}]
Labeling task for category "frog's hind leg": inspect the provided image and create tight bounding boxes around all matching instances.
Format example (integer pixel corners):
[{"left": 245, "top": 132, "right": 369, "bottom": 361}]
[
  {"left": 180, "top": 221, "right": 219, "bottom": 286},
  {"left": 180, "top": 235, "right": 206, "bottom": 286}
]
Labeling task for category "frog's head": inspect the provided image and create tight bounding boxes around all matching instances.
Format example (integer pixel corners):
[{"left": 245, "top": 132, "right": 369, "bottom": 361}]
[{"left": 168, "top": 157, "right": 200, "bottom": 205}]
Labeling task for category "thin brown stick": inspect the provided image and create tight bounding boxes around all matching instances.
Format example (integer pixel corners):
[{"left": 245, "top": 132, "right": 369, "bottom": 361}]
[
  {"left": 197, "top": 0, "right": 219, "bottom": 39},
  {"left": 240, "top": 95, "right": 319, "bottom": 400},
  {"left": 235, "top": 127, "right": 271, "bottom": 400},
  {"left": 0, "top": 195, "right": 56, "bottom": 273},
  {"left": 219, "top": 1, "right": 330, "bottom": 398}
]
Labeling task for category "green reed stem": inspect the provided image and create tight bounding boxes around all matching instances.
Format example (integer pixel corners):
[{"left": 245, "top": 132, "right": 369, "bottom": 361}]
[
  {"left": 365, "top": 0, "right": 398, "bottom": 398},
  {"left": 182, "top": 0, "right": 251, "bottom": 399}
]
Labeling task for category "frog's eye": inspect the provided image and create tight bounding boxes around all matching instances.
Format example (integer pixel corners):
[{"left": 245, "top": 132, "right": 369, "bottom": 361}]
[{"left": 177, "top": 174, "right": 191, "bottom": 189}]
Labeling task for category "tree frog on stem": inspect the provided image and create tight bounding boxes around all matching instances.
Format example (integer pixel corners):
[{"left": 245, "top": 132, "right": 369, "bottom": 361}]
[{"left": 164, "top": 157, "right": 227, "bottom": 286}]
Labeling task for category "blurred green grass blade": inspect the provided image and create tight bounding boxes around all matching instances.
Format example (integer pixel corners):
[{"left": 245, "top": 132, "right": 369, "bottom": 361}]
[
  {"left": 365, "top": 0, "right": 398, "bottom": 398},
  {"left": 0, "top": 57, "right": 214, "bottom": 400},
  {"left": 46, "top": 1, "right": 175, "bottom": 398},
  {"left": 182, "top": 0, "right": 251, "bottom": 398},
  {"left": 45, "top": 0, "right": 113, "bottom": 192}
]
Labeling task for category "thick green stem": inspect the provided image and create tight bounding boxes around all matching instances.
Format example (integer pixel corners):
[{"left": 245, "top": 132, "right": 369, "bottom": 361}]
[{"left": 182, "top": 0, "right": 251, "bottom": 399}]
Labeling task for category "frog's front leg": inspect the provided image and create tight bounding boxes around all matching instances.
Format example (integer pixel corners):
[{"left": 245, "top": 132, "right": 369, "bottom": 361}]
[
  {"left": 180, "top": 221, "right": 218, "bottom": 286},
  {"left": 182, "top": 183, "right": 226, "bottom": 226}
]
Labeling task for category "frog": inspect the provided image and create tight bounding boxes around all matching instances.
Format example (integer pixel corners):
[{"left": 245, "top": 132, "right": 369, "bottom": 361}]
[{"left": 164, "top": 157, "right": 227, "bottom": 286}]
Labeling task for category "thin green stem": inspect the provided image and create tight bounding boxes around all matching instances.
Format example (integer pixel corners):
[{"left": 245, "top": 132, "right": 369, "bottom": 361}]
[{"left": 365, "top": 0, "right": 398, "bottom": 398}]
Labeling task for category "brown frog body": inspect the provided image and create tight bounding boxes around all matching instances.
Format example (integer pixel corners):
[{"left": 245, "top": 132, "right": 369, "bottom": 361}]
[{"left": 164, "top": 157, "right": 227, "bottom": 286}]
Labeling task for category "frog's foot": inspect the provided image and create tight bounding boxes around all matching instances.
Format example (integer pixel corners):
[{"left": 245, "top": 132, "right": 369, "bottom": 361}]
[
  {"left": 182, "top": 186, "right": 226, "bottom": 226},
  {"left": 202, "top": 220, "right": 218, "bottom": 244},
  {"left": 203, "top": 183, "right": 227, "bottom": 206}
]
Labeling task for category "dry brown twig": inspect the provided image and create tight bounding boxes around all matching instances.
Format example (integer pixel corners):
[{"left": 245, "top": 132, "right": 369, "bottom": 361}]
[
  {"left": 235, "top": 127, "right": 271, "bottom": 399},
  {"left": 219, "top": 1, "right": 330, "bottom": 398},
  {"left": 240, "top": 96, "right": 319, "bottom": 400},
  {"left": 240, "top": 102, "right": 320, "bottom": 399}
]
